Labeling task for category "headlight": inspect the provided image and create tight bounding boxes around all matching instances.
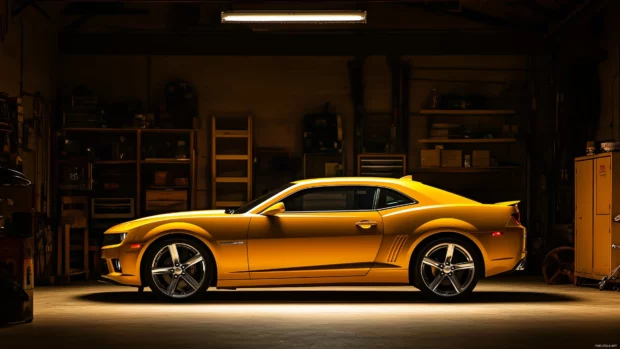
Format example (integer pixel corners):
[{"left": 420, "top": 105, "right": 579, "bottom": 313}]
[{"left": 102, "top": 233, "right": 128, "bottom": 247}]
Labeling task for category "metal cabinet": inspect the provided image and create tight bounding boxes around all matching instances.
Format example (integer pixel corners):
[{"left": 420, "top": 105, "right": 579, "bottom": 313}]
[
  {"left": 357, "top": 154, "right": 407, "bottom": 178},
  {"left": 574, "top": 153, "right": 620, "bottom": 283}
]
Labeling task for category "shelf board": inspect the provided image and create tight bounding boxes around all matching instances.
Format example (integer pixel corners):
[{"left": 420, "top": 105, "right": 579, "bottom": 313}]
[
  {"left": 142, "top": 159, "right": 191, "bottom": 164},
  {"left": 419, "top": 109, "right": 516, "bottom": 115},
  {"left": 95, "top": 160, "right": 136, "bottom": 164},
  {"left": 68, "top": 269, "right": 86, "bottom": 276},
  {"left": 140, "top": 129, "right": 195, "bottom": 133},
  {"left": 412, "top": 167, "right": 520, "bottom": 173},
  {"left": 148, "top": 185, "right": 190, "bottom": 190},
  {"left": 418, "top": 138, "right": 516, "bottom": 144},
  {"left": 58, "top": 159, "right": 136, "bottom": 164},
  {"left": 215, "top": 201, "right": 246, "bottom": 207},
  {"left": 61, "top": 128, "right": 194, "bottom": 133},
  {"left": 61, "top": 128, "right": 137, "bottom": 132},
  {"left": 216, "top": 177, "right": 249, "bottom": 183},
  {"left": 215, "top": 155, "right": 249, "bottom": 160},
  {"left": 215, "top": 130, "right": 249, "bottom": 138}
]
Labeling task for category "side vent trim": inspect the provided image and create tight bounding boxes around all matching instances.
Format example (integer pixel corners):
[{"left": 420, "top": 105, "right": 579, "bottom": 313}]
[{"left": 387, "top": 235, "right": 408, "bottom": 263}]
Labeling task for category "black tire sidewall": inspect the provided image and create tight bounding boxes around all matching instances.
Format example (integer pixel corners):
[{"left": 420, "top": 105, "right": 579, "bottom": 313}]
[
  {"left": 413, "top": 236, "right": 482, "bottom": 301},
  {"left": 143, "top": 237, "right": 213, "bottom": 302}
]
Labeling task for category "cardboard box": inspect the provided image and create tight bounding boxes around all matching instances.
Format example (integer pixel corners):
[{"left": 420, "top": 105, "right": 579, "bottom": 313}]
[
  {"left": 430, "top": 129, "right": 450, "bottom": 138},
  {"left": 472, "top": 150, "right": 490, "bottom": 167},
  {"left": 421, "top": 149, "right": 441, "bottom": 167},
  {"left": 441, "top": 150, "right": 462, "bottom": 167}
]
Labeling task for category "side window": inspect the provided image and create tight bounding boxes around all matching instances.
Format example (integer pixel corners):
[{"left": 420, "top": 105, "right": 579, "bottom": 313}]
[
  {"left": 376, "top": 188, "right": 415, "bottom": 209},
  {"left": 282, "top": 186, "right": 377, "bottom": 212}
]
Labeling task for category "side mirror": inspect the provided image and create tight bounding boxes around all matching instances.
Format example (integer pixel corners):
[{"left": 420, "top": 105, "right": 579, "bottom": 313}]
[{"left": 261, "top": 202, "right": 285, "bottom": 216}]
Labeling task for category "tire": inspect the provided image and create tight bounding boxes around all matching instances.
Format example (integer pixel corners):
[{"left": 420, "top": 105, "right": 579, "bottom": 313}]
[
  {"left": 143, "top": 237, "right": 213, "bottom": 302},
  {"left": 413, "top": 236, "right": 482, "bottom": 301}
]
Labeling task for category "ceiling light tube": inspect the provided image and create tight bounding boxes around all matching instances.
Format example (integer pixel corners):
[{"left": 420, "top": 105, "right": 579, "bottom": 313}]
[{"left": 221, "top": 11, "right": 367, "bottom": 24}]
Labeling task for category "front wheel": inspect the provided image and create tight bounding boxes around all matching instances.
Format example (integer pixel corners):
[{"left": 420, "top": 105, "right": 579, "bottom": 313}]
[
  {"left": 144, "top": 237, "right": 213, "bottom": 301},
  {"left": 413, "top": 237, "right": 481, "bottom": 301}
]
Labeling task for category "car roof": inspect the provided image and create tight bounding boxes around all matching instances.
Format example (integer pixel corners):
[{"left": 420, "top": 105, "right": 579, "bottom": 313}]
[
  {"left": 291, "top": 176, "right": 479, "bottom": 204},
  {"left": 292, "top": 176, "right": 415, "bottom": 186}
]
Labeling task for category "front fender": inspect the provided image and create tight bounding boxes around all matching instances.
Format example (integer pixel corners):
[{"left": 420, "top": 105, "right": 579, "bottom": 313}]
[
  {"left": 134, "top": 222, "right": 217, "bottom": 279},
  {"left": 141, "top": 222, "right": 214, "bottom": 242}
]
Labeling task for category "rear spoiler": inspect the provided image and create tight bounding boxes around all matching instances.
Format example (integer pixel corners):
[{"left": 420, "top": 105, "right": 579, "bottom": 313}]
[
  {"left": 495, "top": 200, "right": 520, "bottom": 206},
  {"left": 496, "top": 201, "right": 521, "bottom": 224}
]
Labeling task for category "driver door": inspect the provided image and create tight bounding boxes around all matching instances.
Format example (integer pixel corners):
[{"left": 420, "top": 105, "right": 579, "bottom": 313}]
[{"left": 247, "top": 186, "right": 384, "bottom": 279}]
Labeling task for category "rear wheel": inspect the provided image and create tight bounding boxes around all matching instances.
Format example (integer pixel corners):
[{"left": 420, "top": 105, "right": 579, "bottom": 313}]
[
  {"left": 144, "top": 237, "right": 213, "bottom": 301},
  {"left": 413, "top": 237, "right": 481, "bottom": 301}
]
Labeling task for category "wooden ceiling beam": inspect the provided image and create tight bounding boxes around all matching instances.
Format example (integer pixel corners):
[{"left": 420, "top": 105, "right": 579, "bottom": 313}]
[{"left": 59, "top": 30, "right": 542, "bottom": 55}]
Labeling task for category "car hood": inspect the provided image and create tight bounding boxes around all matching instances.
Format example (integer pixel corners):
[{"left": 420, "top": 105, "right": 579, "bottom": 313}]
[{"left": 106, "top": 210, "right": 228, "bottom": 232}]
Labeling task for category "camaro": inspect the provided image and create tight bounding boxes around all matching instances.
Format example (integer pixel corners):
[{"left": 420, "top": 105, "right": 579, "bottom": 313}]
[{"left": 101, "top": 176, "right": 526, "bottom": 301}]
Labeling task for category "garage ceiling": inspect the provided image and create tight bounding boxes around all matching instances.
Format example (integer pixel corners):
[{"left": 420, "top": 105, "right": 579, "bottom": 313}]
[{"left": 54, "top": 0, "right": 604, "bottom": 55}]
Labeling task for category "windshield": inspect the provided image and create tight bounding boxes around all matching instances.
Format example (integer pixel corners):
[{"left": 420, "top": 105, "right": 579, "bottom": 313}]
[{"left": 231, "top": 183, "right": 295, "bottom": 214}]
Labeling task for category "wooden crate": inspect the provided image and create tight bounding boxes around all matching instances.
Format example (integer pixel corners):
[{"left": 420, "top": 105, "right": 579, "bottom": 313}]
[{"left": 145, "top": 190, "right": 188, "bottom": 212}]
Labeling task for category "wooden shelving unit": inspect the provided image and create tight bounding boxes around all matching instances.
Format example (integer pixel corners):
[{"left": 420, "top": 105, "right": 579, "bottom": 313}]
[
  {"left": 211, "top": 115, "right": 252, "bottom": 209},
  {"left": 414, "top": 106, "right": 526, "bottom": 207},
  {"left": 55, "top": 128, "right": 198, "bottom": 220}
]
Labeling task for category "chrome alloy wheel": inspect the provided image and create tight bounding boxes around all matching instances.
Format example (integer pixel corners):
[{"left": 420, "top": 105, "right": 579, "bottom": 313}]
[
  {"left": 420, "top": 242, "right": 476, "bottom": 297},
  {"left": 151, "top": 243, "right": 206, "bottom": 299}
]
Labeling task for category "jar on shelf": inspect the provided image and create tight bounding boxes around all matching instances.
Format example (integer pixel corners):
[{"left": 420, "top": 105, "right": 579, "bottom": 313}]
[{"left": 176, "top": 141, "right": 188, "bottom": 159}]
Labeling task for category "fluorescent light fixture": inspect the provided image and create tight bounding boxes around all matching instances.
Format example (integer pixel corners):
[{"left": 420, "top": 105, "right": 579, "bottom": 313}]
[{"left": 221, "top": 11, "right": 367, "bottom": 23}]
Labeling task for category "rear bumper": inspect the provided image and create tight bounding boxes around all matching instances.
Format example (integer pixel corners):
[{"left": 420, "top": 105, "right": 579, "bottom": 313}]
[{"left": 513, "top": 256, "right": 527, "bottom": 271}]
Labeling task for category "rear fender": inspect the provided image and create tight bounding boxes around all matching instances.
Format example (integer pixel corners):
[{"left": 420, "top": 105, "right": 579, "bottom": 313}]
[
  {"left": 413, "top": 218, "right": 477, "bottom": 235},
  {"left": 408, "top": 220, "right": 490, "bottom": 272}
]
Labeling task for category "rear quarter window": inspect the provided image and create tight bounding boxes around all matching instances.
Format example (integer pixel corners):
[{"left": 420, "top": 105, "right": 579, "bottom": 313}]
[{"left": 376, "top": 188, "right": 416, "bottom": 209}]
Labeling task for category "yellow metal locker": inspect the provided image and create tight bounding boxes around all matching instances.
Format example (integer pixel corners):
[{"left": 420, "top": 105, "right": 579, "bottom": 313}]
[
  {"left": 575, "top": 159, "right": 593, "bottom": 274},
  {"left": 596, "top": 157, "right": 611, "bottom": 214},
  {"left": 593, "top": 215, "right": 610, "bottom": 275},
  {"left": 574, "top": 153, "right": 620, "bottom": 284}
]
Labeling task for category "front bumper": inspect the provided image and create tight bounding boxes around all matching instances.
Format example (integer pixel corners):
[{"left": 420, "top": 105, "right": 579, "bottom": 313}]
[{"left": 100, "top": 243, "right": 143, "bottom": 287}]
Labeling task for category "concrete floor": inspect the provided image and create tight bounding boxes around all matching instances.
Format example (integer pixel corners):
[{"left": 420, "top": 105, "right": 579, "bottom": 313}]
[{"left": 1, "top": 276, "right": 619, "bottom": 349}]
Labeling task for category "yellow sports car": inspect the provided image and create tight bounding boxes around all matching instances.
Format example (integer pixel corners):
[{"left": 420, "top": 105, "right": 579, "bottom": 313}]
[{"left": 101, "top": 176, "right": 526, "bottom": 301}]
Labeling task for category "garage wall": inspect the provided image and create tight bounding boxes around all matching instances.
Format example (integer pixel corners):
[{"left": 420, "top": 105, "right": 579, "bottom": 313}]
[
  {"left": 58, "top": 54, "right": 528, "bottom": 208},
  {"left": 0, "top": 8, "right": 55, "bottom": 96},
  {"left": 598, "top": 0, "right": 620, "bottom": 142},
  {"left": 0, "top": 5, "right": 57, "bottom": 212}
]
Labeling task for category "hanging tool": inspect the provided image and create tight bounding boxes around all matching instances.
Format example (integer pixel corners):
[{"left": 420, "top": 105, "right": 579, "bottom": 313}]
[{"left": 598, "top": 244, "right": 620, "bottom": 291}]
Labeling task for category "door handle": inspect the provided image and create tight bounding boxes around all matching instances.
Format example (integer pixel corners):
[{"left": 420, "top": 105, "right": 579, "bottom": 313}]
[{"left": 356, "top": 220, "right": 377, "bottom": 229}]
